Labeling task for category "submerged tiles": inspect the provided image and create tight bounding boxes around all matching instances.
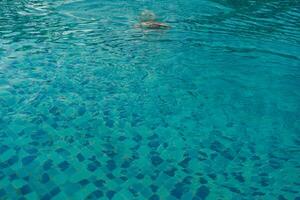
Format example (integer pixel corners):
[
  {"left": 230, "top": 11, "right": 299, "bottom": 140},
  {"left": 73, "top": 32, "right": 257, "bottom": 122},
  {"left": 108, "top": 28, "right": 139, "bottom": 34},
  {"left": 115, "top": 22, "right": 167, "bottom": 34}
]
[{"left": 1, "top": 98, "right": 299, "bottom": 200}]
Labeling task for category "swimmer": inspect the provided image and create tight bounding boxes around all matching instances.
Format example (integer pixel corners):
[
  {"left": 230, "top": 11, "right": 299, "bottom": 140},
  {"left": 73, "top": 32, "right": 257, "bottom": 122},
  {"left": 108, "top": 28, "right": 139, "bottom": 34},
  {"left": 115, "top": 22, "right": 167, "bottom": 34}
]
[{"left": 136, "top": 10, "right": 170, "bottom": 29}]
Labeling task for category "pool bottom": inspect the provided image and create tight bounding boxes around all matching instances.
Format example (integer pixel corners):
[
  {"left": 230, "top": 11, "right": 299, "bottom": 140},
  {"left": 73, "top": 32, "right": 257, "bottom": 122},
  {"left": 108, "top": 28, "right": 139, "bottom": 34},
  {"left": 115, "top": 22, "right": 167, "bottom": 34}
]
[{"left": 0, "top": 105, "right": 299, "bottom": 200}]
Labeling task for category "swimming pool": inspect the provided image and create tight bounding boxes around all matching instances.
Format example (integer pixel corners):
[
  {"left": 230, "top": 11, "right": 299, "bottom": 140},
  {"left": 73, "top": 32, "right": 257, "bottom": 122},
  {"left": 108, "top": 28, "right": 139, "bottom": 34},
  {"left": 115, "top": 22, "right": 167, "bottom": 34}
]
[{"left": 0, "top": 0, "right": 299, "bottom": 199}]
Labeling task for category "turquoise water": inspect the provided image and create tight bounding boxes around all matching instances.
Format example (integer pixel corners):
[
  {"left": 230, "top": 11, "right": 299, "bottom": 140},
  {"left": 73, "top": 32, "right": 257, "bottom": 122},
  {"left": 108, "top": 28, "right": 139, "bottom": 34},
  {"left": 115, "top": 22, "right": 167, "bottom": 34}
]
[{"left": 0, "top": 0, "right": 300, "bottom": 199}]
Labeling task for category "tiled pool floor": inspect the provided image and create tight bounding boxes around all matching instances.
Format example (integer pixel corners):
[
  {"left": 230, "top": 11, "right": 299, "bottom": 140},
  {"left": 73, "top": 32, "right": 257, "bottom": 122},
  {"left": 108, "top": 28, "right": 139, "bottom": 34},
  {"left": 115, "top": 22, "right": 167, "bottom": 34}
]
[{"left": 1, "top": 62, "right": 299, "bottom": 199}]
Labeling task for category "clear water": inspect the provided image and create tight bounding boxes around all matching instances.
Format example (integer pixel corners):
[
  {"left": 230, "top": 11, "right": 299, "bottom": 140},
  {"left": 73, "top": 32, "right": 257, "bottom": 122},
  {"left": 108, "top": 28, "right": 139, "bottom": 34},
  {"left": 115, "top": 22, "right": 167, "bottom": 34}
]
[{"left": 0, "top": 0, "right": 300, "bottom": 199}]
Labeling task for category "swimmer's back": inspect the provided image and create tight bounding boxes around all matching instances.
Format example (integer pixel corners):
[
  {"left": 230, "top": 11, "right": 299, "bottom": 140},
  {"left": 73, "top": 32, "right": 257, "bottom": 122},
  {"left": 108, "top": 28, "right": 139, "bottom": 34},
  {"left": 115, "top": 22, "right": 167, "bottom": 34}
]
[{"left": 136, "top": 10, "right": 170, "bottom": 29}]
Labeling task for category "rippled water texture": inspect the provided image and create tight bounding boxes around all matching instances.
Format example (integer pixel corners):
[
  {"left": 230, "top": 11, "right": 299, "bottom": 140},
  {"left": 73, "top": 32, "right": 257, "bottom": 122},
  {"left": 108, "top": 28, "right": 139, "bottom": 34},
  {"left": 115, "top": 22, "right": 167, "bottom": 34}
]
[{"left": 0, "top": 0, "right": 300, "bottom": 199}]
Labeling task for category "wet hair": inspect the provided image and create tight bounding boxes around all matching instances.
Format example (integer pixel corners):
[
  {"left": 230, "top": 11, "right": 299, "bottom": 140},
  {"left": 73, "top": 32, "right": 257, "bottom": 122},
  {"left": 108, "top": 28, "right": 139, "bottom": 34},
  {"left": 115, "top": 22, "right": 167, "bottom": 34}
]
[{"left": 140, "top": 10, "right": 156, "bottom": 22}]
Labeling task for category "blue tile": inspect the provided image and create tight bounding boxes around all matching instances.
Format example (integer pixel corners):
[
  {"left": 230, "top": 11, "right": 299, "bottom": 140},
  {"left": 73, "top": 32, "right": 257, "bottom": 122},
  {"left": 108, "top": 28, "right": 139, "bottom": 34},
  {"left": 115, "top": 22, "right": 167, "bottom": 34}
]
[
  {"left": 20, "top": 185, "right": 31, "bottom": 195},
  {"left": 22, "top": 156, "right": 36, "bottom": 165},
  {"left": 58, "top": 161, "right": 69, "bottom": 171}
]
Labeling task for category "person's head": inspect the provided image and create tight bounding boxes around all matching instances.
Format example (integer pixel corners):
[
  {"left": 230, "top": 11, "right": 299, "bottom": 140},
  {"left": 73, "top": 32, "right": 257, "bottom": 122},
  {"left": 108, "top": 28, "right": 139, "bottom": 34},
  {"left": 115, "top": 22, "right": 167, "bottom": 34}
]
[{"left": 140, "top": 10, "right": 156, "bottom": 22}]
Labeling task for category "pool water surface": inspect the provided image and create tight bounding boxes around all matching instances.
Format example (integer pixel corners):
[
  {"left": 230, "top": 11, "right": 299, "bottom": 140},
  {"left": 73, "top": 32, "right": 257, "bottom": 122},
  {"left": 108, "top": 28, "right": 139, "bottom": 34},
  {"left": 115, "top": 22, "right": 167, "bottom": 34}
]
[{"left": 0, "top": 0, "right": 300, "bottom": 199}]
